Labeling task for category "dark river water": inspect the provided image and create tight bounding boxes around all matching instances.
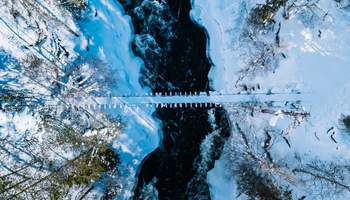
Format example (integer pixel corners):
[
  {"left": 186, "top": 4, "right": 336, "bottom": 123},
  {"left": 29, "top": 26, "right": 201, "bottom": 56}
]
[{"left": 119, "top": 0, "right": 231, "bottom": 199}]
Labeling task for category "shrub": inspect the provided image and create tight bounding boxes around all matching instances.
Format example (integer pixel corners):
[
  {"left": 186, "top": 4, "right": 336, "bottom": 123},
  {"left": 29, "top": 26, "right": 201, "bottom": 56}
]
[
  {"left": 56, "top": 0, "right": 87, "bottom": 19},
  {"left": 339, "top": 114, "right": 350, "bottom": 133}
]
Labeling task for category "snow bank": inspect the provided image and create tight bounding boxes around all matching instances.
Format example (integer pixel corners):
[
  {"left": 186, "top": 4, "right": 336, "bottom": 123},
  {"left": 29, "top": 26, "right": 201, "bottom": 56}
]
[
  {"left": 191, "top": 0, "right": 350, "bottom": 199},
  {"left": 76, "top": 0, "right": 161, "bottom": 198},
  {"left": 0, "top": 0, "right": 161, "bottom": 198}
]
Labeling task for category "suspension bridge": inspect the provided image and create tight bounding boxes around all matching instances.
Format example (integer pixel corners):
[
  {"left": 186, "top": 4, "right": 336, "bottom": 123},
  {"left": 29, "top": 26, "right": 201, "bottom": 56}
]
[
  {"left": 58, "top": 91, "right": 310, "bottom": 110},
  {"left": 0, "top": 5, "right": 310, "bottom": 111}
]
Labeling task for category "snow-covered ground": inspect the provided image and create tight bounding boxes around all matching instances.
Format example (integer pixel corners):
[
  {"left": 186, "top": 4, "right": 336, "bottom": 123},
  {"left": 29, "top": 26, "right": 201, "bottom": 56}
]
[
  {"left": 81, "top": 1, "right": 162, "bottom": 198},
  {"left": 3, "top": 0, "right": 350, "bottom": 198},
  {"left": 76, "top": 0, "right": 161, "bottom": 198},
  {"left": 0, "top": 0, "right": 161, "bottom": 198},
  {"left": 191, "top": 0, "right": 350, "bottom": 199}
]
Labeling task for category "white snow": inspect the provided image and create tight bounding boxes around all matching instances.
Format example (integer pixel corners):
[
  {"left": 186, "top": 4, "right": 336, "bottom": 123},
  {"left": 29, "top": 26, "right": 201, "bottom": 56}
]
[
  {"left": 207, "top": 157, "right": 243, "bottom": 200},
  {"left": 192, "top": 0, "right": 350, "bottom": 199},
  {"left": 76, "top": 0, "right": 161, "bottom": 198},
  {"left": 0, "top": 0, "right": 161, "bottom": 198}
]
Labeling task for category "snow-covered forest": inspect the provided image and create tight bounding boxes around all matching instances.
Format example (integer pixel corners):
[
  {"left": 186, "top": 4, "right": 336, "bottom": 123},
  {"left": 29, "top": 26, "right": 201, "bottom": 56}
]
[
  {"left": 0, "top": 0, "right": 160, "bottom": 199},
  {"left": 1, "top": 0, "right": 350, "bottom": 199},
  {"left": 192, "top": 0, "right": 350, "bottom": 199}
]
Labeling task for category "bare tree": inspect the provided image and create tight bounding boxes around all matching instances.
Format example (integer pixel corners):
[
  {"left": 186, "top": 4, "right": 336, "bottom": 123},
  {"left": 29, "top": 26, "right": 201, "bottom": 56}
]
[
  {"left": 0, "top": 0, "right": 124, "bottom": 198},
  {"left": 293, "top": 160, "right": 350, "bottom": 198},
  {"left": 0, "top": 102, "right": 122, "bottom": 199}
]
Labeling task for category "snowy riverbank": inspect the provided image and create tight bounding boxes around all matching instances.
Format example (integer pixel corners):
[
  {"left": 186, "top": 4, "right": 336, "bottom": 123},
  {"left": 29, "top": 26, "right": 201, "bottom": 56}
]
[
  {"left": 0, "top": 0, "right": 161, "bottom": 198},
  {"left": 191, "top": 0, "right": 350, "bottom": 199},
  {"left": 76, "top": 0, "right": 162, "bottom": 198}
]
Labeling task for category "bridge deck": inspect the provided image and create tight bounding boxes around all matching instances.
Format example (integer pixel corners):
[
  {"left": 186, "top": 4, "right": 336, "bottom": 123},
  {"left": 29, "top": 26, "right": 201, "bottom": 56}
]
[{"left": 67, "top": 92, "right": 310, "bottom": 109}]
